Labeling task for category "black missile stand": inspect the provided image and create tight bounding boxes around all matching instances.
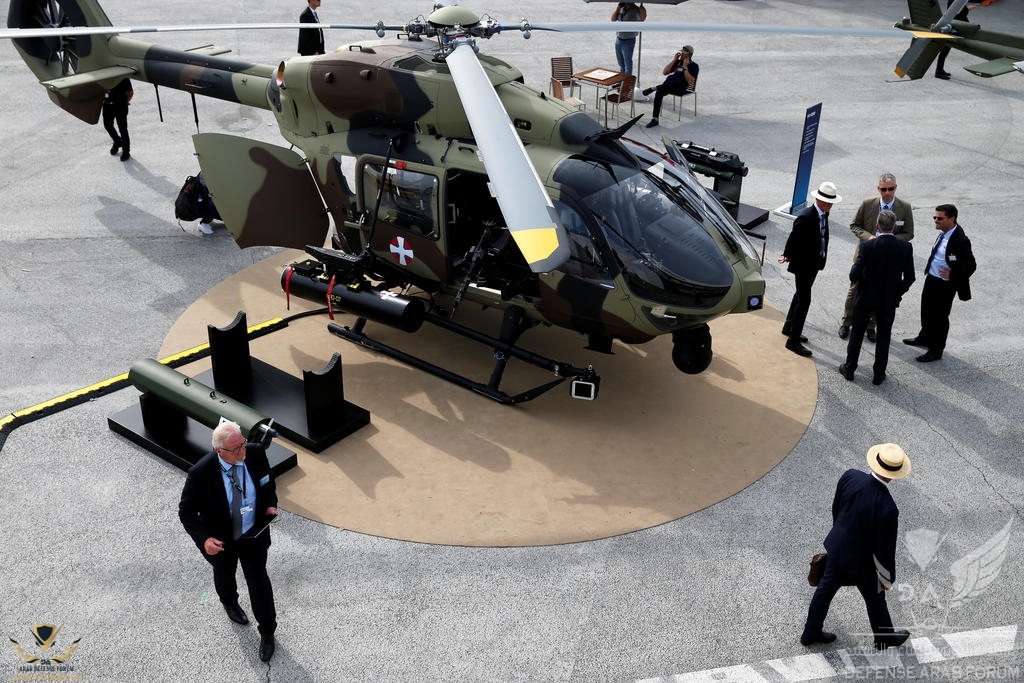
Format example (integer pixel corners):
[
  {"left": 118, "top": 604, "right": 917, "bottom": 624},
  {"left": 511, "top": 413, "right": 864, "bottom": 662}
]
[{"left": 198, "top": 311, "right": 370, "bottom": 453}]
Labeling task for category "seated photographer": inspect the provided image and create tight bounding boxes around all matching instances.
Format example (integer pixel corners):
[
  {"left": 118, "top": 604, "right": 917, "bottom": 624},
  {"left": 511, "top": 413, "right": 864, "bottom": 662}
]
[{"left": 642, "top": 45, "right": 698, "bottom": 129}]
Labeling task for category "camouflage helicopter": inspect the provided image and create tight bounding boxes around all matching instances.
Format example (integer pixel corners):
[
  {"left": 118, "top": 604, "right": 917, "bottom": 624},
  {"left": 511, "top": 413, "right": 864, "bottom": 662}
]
[
  {"left": 894, "top": 0, "right": 1024, "bottom": 79},
  {"left": 4, "top": 0, "right": 768, "bottom": 404}
]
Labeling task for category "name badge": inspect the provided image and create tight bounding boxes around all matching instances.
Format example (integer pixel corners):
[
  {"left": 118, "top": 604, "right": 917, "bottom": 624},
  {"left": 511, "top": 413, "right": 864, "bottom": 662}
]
[
  {"left": 949, "top": 255, "right": 957, "bottom": 262},
  {"left": 260, "top": 474, "right": 270, "bottom": 487},
  {"left": 895, "top": 221, "right": 904, "bottom": 226},
  {"left": 240, "top": 505, "right": 254, "bottom": 515}
]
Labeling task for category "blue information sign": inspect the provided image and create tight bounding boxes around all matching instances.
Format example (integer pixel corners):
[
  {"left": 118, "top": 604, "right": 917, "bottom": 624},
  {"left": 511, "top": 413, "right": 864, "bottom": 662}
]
[{"left": 790, "top": 102, "right": 822, "bottom": 214}]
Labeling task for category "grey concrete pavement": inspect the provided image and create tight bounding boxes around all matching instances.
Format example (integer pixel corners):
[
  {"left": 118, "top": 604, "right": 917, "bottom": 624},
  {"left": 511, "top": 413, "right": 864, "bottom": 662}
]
[{"left": 2, "top": 0, "right": 1023, "bottom": 681}]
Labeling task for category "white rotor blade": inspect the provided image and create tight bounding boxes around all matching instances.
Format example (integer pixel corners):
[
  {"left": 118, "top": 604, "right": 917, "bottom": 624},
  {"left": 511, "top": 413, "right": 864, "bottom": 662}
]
[
  {"left": 0, "top": 23, "right": 389, "bottom": 40},
  {"left": 531, "top": 21, "right": 906, "bottom": 39},
  {"left": 445, "top": 38, "right": 569, "bottom": 273}
]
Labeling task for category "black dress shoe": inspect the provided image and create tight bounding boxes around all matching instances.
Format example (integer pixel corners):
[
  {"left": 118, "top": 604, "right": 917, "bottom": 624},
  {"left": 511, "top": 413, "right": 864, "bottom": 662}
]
[
  {"left": 800, "top": 630, "right": 837, "bottom": 646},
  {"left": 259, "top": 634, "right": 276, "bottom": 662},
  {"left": 902, "top": 337, "right": 927, "bottom": 347},
  {"left": 837, "top": 324, "right": 849, "bottom": 340},
  {"left": 872, "top": 372, "right": 886, "bottom": 386},
  {"left": 786, "top": 341, "right": 813, "bottom": 357},
  {"left": 642, "top": 87, "right": 654, "bottom": 96},
  {"left": 781, "top": 329, "right": 808, "bottom": 343},
  {"left": 645, "top": 118, "right": 659, "bottom": 128},
  {"left": 916, "top": 352, "right": 941, "bottom": 363},
  {"left": 935, "top": 71, "right": 951, "bottom": 80},
  {"left": 874, "top": 629, "right": 910, "bottom": 650},
  {"left": 224, "top": 603, "right": 249, "bottom": 625},
  {"left": 838, "top": 364, "right": 854, "bottom": 381},
  {"left": 120, "top": 149, "right": 131, "bottom": 162},
  {"left": 109, "top": 142, "right": 120, "bottom": 156},
  {"left": 866, "top": 328, "right": 877, "bottom": 343}
]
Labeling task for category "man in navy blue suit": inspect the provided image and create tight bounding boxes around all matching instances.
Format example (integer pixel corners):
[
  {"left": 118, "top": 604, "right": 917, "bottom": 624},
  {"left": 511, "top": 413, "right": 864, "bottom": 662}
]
[
  {"left": 779, "top": 181, "right": 841, "bottom": 357},
  {"left": 839, "top": 210, "right": 916, "bottom": 386},
  {"left": 801, "top": 443, "right": 912, "bottom": 651}
]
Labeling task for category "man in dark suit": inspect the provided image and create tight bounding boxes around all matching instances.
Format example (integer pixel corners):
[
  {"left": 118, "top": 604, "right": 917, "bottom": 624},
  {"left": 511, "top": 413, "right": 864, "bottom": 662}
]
[
  {"left": 297, "top": 0, "right": 325, "bottom": 56},
  {"left": 839, "top": 210, "right": 916, "bottom": 386},
  {"left": 102, "top": 78, "right": 133, "bottom": 162},
  {"left": 838, "top": 173, "right": 915, "bottom": 341},
  {"left": 179, "top": 421, "right": 279, "bottom": 662},
  {"left": 779, "top": 181, "right": 842, "bottom": 357},
  {"left": 903, "top": 204, "right": 976, "bottom": 362},
  {"left": 801, "top": 443, "right": 912, "bottom": 651}
]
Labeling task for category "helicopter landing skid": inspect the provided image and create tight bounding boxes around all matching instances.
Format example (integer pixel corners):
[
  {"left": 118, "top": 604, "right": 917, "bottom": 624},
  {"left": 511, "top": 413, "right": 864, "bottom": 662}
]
[{"left": 327, "top": 308, "right": 599, "bottom": 405}]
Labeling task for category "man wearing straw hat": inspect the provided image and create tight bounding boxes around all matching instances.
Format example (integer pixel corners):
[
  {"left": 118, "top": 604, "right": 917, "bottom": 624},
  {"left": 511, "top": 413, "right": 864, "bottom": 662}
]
[{"left": 800, "top": 444, "right": 912, "bottom": 651}]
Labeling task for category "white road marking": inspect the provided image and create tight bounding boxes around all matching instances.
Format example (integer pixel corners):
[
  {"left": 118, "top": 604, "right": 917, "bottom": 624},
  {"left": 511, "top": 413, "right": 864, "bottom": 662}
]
[{"left": 636, "top": 624, "right": 1022, "bottom": 682}]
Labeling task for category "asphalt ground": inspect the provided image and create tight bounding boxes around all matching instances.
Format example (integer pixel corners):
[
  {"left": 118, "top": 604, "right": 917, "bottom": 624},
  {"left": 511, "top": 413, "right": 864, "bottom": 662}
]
[{"left": 1, "top": 0, "right": 1023, "bottom": 681}]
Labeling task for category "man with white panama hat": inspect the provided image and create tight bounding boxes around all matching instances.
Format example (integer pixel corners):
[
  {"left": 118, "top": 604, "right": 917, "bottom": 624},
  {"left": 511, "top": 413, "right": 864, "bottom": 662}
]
[
  {"left": 801, "top": 443, "right": 912, "bottom": 651},
  {"left": 779, "top": 181, "right": 841, "bottom": 357}
]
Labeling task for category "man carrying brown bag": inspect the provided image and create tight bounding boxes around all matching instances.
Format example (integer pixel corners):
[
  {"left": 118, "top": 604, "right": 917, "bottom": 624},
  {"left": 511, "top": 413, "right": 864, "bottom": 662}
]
[{"left": 801, "top": 444, "right": 912, "bottom": 651}]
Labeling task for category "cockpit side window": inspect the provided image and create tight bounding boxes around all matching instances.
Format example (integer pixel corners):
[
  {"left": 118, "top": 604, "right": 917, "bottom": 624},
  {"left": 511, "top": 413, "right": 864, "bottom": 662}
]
[
  {"left": 553, "top": 198, "right": 613, "bottom": 280},
  {"left": 360, "top": 162, "right": 439, "bottom": 239}
]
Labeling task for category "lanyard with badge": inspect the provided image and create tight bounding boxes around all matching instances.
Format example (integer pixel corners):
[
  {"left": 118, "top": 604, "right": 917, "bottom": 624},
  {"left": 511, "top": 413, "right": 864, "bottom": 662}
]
[{"left": 224, "top": 465, "right": 253, "bottom": 516}]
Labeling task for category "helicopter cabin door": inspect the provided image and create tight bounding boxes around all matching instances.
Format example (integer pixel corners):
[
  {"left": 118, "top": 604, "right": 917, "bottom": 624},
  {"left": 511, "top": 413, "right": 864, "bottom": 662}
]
[
  {"left": 192, "top": 133, "right": 329, "bottom": 249},
  {"left": 357, "top": 159, "right": 448, "bottom": 285}
]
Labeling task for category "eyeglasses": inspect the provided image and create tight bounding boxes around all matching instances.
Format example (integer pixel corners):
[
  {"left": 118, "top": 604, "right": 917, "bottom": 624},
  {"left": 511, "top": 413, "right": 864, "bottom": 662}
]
[
  {"left": 932, "top": 216, "right": 948, "bottom": 221},
  {"left": 219, "top": 442, "right": 246, "bottom": 454},
  {"left": 878, "top": 187, "right": 896, "bottom": 192}
]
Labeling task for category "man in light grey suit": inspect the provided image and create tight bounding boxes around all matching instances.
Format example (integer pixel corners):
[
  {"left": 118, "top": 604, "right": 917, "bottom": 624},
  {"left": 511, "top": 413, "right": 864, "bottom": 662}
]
[{"left": 838, "top": 173, "right": 914, "bottom": 341}]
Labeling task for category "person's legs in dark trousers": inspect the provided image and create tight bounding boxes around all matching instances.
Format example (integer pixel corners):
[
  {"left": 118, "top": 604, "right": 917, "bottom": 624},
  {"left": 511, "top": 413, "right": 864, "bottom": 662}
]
[
  {"left": 238, "top": 538, "right": 277, "bottom": 635},
  {"left": 935, "top": 45, "right": 952, "bottom": 77},
  {"left": 844, "top": 304, "right": 870, "bottom": 372},
  {"left": 855, "top": 575, "right": 894, "bottom": 637},
  {"left": 919, "top": 275, "right": 956, "bottom": 356},
  {"left": 207, "top": 548, "right": 241, "bottom": 606},
  {"left": 111, "top": 107, "right": 130, "bottom": 156},
  {"left": 872, "top": 306, "right": 897, "bottom": 378},
  {"left": 786, "top": 270, "right": 817, "bottom": 342},
  {"left": 803, "top": 558, "right": 845, "bottom": 639},
  {"left": 102, "top": 102, "right": 121, "bottom": 151},
  {"left": 651, "top": 87, "right": 666, "bottom": 119}
]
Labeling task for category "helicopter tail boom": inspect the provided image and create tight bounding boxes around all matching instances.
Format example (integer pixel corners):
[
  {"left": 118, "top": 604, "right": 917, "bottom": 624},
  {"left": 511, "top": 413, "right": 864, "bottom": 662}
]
[{"left": 7, "top": 0, "right": 274, "bottom": 123}]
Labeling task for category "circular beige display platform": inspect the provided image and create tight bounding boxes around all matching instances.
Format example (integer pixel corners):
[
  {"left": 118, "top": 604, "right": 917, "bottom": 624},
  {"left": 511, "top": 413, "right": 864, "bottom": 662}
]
[{"left": 162, "top": 250, "right": 816, "bottom": 546}]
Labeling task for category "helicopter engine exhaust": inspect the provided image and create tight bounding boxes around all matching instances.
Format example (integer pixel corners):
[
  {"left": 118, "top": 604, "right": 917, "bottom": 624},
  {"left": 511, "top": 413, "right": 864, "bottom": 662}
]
[{"left": 282, "top": 260, "right": 426, "bottom": 333}]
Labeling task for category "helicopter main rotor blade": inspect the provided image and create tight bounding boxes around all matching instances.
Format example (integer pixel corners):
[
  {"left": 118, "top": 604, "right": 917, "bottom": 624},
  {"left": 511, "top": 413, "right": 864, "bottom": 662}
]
[
  {"left": 530, "top": 21, "right": 907, "bottom": 40},
  {"left": 444, "top": 38, "right": 569, "bottom": 274},
  {"left": 0, "top": 22, "right": 393, "bottom": 40}
]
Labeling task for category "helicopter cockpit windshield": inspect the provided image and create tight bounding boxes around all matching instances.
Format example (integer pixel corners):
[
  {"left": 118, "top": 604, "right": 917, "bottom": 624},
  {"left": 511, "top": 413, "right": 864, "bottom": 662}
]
[{"left": 553, "top": 158, "right": 735, "bottom": 309}]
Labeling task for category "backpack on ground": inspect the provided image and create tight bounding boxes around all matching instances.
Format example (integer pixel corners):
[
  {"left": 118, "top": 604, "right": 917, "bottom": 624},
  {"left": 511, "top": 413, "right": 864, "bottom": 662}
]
[{"left": 174, "top": 174, "right": 203, "bottom": 222}]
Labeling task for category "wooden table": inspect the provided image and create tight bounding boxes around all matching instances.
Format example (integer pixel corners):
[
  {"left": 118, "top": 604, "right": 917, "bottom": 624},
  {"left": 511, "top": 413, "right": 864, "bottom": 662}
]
[{"left": 573, "top": 67, "right": 632, "bottom": 126}]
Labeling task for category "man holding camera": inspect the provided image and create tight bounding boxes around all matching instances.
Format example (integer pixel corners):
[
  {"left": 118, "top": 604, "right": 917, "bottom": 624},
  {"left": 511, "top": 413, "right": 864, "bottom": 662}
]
[{"left": 642, "top": 45, "right": 698, "bottom": 129}]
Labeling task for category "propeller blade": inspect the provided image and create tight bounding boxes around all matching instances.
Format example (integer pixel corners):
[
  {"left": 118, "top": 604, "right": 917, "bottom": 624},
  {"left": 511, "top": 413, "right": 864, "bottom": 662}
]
[
  {"left": 444, "top": 38, "right": 569, "bottom": 273},
  {"left": 934, "top": 0, "right": 971, "bottom": 30}
]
